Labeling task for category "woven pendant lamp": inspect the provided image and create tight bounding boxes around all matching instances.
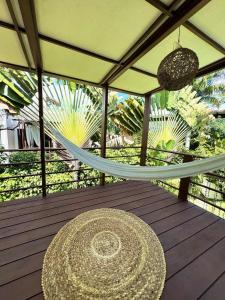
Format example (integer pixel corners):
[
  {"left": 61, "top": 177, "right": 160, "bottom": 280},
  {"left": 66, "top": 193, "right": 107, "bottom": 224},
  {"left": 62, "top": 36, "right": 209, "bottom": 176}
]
[{"left": 157, "top": 29, "right": 199, "bottom": 91}]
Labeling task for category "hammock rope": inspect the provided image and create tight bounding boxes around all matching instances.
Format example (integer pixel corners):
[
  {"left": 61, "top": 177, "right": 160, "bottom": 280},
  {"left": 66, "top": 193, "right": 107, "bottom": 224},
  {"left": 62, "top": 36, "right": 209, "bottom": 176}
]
[{"left": 50, "top": 128, "right": 225, "bottom": 180}]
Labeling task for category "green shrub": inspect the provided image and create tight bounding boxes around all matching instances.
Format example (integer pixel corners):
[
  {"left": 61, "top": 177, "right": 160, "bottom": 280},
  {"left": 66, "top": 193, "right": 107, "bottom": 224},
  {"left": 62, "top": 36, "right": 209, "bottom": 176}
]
[{"left": 0, "top": 151, "right": 74, "bottom": 202}]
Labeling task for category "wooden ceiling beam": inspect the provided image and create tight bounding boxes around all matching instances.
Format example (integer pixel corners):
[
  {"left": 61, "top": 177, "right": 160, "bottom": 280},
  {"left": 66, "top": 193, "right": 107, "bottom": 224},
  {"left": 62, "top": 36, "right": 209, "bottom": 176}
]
[
  {"left": 0, "top": 60, "right": 34, "bottom": 72},
  {"left": 39, "top": 33, "right": 117, "bottom": 65},
  {"left": 130, "top": 67, "right": 156, "bottom": 78},
  {"left": 100, "top": 0, "right": 181, "bottom": 85},
  {"left": 2, "top": 37, "right": 224, "bottom": 97},
  {"left": 102, "top": 0, "right": 211, "bottom": 85},
  {"left": 5, "top": 0, "right": 32, "bottom": 69},
  {"left": 145, "top": 0, "right": 174, "bottom": 16},
  {"left": 43, "top": 71, "right": 145, "bottom": 96},
  {"left": 39, "top": 34, "right": 157, "bottom": 78},
  {"left": 0, "top": 59, "right": 145, "bottom": 96},
  {"left": 0, "top": 20, "right": 156, "bottom": 79},
  {"left": 144, "top": 57, "right": 225, "bottom": 95},
  {"left": 146, "top": 0, "right": 225, "bottom": 55},
  {"left": 18, "top": 0, "right": 42, "bottom": 69},
  {"left": 184, "top": 22, "right": 225, "bottom": 55},
  {"left": 197, "top": 57, "right": 225, "bottom": 78},
  {"left": 3, "top": 0, "right": 222, "bottom": 95}
]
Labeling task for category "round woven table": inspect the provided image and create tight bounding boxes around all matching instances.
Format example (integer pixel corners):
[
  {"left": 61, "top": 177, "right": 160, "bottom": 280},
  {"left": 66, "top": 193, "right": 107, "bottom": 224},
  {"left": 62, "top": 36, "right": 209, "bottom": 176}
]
[{"left": 42, "top": 208, "right": 166, "bottom": 299}]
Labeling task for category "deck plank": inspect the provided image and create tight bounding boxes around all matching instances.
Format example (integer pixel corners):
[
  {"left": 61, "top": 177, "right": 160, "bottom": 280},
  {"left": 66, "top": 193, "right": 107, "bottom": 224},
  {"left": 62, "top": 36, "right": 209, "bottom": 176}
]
[
  {"left": 200, "top": 271, "right": 225, "bottom": 300},
  {"left": 0, "top": 180, "right": 142, "bottom": 208},
  {"left": 0, "top": 196, "right": 177, "bottom": 265},
  {"left": 0, "top": 271, "right": 42, "bottom": 300},
  {"left": 0, "top": 181, "right": 147, "bottom": 214},
  {"left": 0, "top": 236, "right": 52, "bottom": 266},
  {"left": 160, "top": 212, "right": 219, "bottom": 251},
  {"left": 0, "top": 252, "right": 44, "bottom": 286},
  {"left": 161, "top": 237, "right": 225, "bottom": 300},
  {"left": 0, "top": 188, "right": 173, "bottom": 239},
  {"left": 150, "top": 206, "right": 204, "bottom": 234},
  {"left": 165, "top": 220, "right": 225, "bottom": 280},
  {"left": 0, "top": 181, "right": 224, "bottom": 300},
  {"left": 29, "top": 294, "right": 44, "bottom": 300},
  {"left": 0, "top": 184, "right": 164, "bottom": 228}
]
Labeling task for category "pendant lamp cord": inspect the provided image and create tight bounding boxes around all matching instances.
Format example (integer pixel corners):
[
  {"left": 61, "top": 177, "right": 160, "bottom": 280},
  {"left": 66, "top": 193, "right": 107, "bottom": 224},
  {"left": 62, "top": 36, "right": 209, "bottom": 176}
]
[{"left": 178, "top": 26, "right": 181, "bottom": 45}]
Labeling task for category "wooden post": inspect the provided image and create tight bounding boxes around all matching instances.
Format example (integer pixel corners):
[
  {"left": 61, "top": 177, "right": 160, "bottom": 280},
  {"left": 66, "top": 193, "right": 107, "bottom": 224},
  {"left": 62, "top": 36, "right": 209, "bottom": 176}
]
[
  {"left": 21, "top": 121, "right": 25, "bottom": 149},
  {"left": 140, "top": 94, "right": 151, "bottom": 166},
  {"left": 178, "top": 155, "right": 193, "bottom": 201},
  {"left": 37, "top": 67, "right": 46, "bottom": 197},
  {"left": 100, "top": 85, "right": 108, "bottom": 185}
]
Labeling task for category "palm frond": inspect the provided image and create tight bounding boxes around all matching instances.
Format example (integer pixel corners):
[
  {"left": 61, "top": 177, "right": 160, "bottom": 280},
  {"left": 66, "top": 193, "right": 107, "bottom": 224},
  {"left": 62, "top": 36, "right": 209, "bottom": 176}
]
[
  {"left": 106, "top": 135, "right": 133, "bottom": 147},
  {"left": 21, "top": 79, "right": 102, "bottom": 147},
  {"left": 148, "top": 107, "right": 190, "bottom": 150}
]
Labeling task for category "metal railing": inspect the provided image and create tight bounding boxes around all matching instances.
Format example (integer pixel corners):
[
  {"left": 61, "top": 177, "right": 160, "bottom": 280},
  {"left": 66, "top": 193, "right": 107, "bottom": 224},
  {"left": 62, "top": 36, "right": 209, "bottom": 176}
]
[
  {"left": 0, "top": 146, "right": 224, "bottom": 218},
  {"left": 146, "top": 147, "right": 225, "bottom": 217},
  {"left": 0, "top": 146, "right": 140, "bottom": 200},
  {"left": 0, "top": 147, "right": 101, "bottom": 199}
]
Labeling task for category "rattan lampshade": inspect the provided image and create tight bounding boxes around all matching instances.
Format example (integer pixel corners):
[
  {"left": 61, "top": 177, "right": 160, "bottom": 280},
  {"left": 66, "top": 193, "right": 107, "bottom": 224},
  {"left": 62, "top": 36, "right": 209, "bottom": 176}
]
[
  {"left": 42, "top": 208, "right": 166, "bottom": 300},
  {"left": 157, "top": 47, "right": 199, "bottom": 91}
]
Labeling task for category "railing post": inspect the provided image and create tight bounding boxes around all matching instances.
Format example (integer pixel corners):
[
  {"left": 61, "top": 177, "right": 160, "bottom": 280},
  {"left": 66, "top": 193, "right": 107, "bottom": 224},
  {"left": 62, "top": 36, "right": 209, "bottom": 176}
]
[
  {"left": 100, "top": 85, "right": 108, "bottom": 185},
  {"left": 37, "top": 67, "right": 46, "bottom": 197},
  {"left": 140, "top": 94, "right": 151, "bottom": 166},
  {"left": 178, "top": 154, "right": 193, "bottom": 201}
]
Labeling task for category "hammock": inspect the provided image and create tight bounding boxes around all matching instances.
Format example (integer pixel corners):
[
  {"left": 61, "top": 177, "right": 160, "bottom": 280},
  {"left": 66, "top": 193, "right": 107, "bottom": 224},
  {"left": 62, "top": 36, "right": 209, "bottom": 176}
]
[{"left": 50, "top": 128, "right": 225, "bottom": 180}]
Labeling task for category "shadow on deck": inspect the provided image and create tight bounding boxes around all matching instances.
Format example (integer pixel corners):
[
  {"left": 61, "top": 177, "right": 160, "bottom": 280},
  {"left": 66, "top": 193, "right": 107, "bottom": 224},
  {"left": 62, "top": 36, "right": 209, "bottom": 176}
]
[{"left": 0, "top": 181, "right": 225, "bottom": 299}]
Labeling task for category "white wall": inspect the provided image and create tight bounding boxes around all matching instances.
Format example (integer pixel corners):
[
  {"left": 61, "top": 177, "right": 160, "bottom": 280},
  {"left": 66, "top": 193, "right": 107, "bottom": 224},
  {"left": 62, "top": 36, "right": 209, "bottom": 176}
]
[{"left": 0, "top": 110, "right": 18, "bottom": 149}]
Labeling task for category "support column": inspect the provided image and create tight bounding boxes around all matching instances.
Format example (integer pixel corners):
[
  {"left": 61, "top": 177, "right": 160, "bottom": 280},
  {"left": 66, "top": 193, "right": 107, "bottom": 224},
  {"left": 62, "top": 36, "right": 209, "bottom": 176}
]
[
  {"left": 100, "top": 85, "right": 108, "bottom": 185},
  {"left": 140, "top": 94, "right": 151, "bottom": 166},
  {"left": 37, "top": 67, "right": 46, "bottom": 197},
  {"left": 178, "top": 155, "right": 193, "bottom": 201}
]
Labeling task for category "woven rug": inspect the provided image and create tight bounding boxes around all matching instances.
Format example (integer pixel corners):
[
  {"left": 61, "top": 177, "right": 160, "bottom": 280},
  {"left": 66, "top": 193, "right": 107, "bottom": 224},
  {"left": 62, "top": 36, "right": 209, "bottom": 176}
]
[{"left": 42, "top": 208, "right": 166, "bottom": 299}]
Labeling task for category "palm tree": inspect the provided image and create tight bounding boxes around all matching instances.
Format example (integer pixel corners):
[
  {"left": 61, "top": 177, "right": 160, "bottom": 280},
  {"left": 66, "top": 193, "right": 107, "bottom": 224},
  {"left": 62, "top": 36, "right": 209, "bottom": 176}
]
[
  {"left": 167, "top": 85, "right": 215, "bottom": 150},
  {"left": 109, "top": 93, "right": 189, "bottom": 151},
  {"left": 168, "top": 86, "right": 213, "bottom": 129},
  {"left": 40, "top": 80, "right": 102, "bottom": 147},
  {"left": 149, "top": 113, "right": 190, "bottom": 150},
  {"left": 0, "top": 69, "right": 33, "bottom": 110},
  {"left": 0, "top": 68, "right": 192, "bottom": 153},
  {"left": 0, "top": 69, "right": 102, "bottom": 148},
  {"left": 15, "top": 74, "right": 103, "bottom": 181},
  {"left": 110, "top": 97, "right": 144, "bottom": 137},
  {"left": 149, "top": 91, "right": 190, "bottom": 151},
  {"left": 192, "top": 70, "right": 225, "bottom": 109}
]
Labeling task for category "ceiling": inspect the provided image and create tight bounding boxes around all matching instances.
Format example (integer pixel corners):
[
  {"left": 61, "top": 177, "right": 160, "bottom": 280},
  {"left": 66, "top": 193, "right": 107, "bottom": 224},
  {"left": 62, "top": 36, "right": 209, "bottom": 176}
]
[{"left": 0, "top": 0, "right": 225, "bottom": 95}]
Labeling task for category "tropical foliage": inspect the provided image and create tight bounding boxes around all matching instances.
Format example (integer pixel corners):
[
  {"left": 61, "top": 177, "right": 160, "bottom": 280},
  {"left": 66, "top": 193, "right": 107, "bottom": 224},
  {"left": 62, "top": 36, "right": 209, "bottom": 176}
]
[
  {"left": 148, "top": 114, "right": 189, "bottom": 150},
  {"left": 0, "top": 151, "right": 75, "bottom": 201},
  {"left": 0, "top": 70, "right": 32, "bottom": 110},
  {"left": 168, "top": 85, "right": 214, "bottom": 129},
  {"left": 109, "top": 92, "right": 190, "bottom": 151},
  {"left": 110, "top": 97, "right": 144, "bottom": 136},
  {"left": 23, "top": 79, "right": 102, "bottom": 147},
  {"left": 192, "top": 70, "right": 225, "bottom": 108},
  {"left": 0, "top": 69, "right": 103, "bottom": 148},
  {"left": 0, "top": 67, "right": 224, "bottom": 214},
  {"left": 149, "top": 90, "right": 190, "bottom": 150}
]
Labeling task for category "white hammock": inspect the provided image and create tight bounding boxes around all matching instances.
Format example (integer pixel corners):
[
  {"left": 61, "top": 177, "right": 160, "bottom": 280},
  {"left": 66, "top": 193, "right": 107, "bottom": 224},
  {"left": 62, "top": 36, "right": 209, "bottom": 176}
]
[{"left": 50, "top": 128, "right": 225, "bottom": 180}]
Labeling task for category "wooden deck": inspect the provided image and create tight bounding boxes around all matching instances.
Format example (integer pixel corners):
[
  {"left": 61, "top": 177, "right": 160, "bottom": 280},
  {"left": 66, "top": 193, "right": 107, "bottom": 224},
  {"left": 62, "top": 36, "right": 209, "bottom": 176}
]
[{"left": 0, "top": 181, "right": 225, "bottom": 299}]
